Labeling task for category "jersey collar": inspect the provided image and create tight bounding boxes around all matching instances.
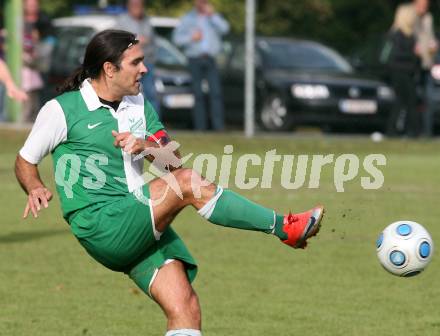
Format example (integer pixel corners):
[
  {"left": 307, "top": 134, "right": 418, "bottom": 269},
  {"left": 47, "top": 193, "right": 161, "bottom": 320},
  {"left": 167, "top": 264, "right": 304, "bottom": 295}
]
[{"left": 80, "top": 79, "right": 141, "bottom": 112}]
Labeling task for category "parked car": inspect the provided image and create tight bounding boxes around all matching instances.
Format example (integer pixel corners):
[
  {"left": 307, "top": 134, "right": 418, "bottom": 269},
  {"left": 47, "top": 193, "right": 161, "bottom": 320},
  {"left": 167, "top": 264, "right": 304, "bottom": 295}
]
[
  {"left": 218, "top": 37, "right": 396, "bottom": 132},
  {"left": 44, "top": 15, "right": 194, "bottom": 121}
]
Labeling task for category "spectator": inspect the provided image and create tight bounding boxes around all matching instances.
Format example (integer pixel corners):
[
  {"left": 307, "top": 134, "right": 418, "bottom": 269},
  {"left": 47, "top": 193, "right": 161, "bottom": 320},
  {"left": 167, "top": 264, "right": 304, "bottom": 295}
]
[
  {"left": 410, "top": 0, "right": 438, "bottom": 137},
  {"left": 0, "top": 15, "right": 28, "bottom": 121},
  {"left": 0, "top": 59, "right": 28, "bottom": 103},
  {"left": 412, "top": 0, "right": 437, "bottom": 73},
  {"left": 22, "top": 0, "right": 52, "bottom": 122},
  {"left": 116, "top": 0, "right": 160, "bottom": 115},
  {"left": 173, "top": 0, "right": 229, "bottom": 131},
  {"left": 385, "top": 5, "right": 420, "bottom": 137}
]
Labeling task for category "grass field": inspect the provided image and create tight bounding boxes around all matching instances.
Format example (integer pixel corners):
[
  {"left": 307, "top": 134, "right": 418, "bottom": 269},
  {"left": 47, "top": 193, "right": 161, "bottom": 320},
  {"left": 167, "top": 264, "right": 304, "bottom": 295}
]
[{"left": 1, "top": 128, "right": 440, "bottom": 336}]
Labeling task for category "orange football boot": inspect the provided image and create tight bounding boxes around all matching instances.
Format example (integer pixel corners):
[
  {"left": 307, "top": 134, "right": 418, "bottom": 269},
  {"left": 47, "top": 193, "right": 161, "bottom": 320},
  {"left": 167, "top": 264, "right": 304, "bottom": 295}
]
[{"left": 282, "top": 205, "right": 325, "bottom": 249}]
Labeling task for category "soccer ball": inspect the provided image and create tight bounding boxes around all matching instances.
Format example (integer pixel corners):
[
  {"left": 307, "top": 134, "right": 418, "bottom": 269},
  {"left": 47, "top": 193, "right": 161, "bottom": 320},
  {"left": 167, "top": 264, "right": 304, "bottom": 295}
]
[{"left": 376, "top": 221, "right": 434, "bottom": 277}]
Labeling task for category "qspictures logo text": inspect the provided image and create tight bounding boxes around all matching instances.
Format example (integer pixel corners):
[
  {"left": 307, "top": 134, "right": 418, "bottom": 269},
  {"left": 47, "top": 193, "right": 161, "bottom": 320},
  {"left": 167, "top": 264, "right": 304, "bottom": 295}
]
[{"left": 54, "top": 141, "right": 386, "bottom": 200}]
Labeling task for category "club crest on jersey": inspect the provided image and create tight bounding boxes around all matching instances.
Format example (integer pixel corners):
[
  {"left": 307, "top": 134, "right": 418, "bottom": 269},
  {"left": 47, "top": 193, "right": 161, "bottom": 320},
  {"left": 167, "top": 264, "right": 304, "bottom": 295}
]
[{"left": 129, "top": 118, "right": 145, "bottom": 138}]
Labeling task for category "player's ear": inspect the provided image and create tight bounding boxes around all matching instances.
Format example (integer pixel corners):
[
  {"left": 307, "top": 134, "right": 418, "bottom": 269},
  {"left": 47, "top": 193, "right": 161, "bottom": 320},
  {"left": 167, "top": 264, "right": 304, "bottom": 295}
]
[{"left": 103, "top": 61, "right": 117, "bottom": 78}]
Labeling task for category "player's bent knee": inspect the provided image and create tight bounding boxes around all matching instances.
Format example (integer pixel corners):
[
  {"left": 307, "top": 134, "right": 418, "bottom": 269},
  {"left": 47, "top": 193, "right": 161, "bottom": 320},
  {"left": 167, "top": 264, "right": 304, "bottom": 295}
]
[
  {"left": 173, "top": 168, "right": 192, "bottom": 185},
  {"left": 167, "top": 290, "right": 201, "bottom": 324},
  {"left": 174, "top": 168, "right": 201, "bottom": 194}
]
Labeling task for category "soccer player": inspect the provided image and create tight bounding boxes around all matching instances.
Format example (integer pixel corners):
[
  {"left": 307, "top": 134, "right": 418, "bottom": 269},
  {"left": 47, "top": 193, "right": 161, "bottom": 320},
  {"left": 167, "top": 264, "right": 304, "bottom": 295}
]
[{"left": 15, "top": 30, "right": 324, "bottom": 336}]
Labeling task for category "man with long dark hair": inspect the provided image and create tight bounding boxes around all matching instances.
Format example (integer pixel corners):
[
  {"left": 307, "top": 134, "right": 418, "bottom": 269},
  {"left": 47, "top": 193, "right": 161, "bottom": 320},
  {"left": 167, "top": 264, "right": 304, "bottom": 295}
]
[{"left": 14, "top": 30, "right": 324, "bottom": 336}]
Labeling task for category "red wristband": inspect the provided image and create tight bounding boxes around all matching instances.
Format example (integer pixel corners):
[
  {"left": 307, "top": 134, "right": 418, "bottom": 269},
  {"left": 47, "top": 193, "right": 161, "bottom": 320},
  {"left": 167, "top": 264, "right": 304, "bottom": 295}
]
[{"left": 147, "top": 130, "right": 168, "bottom": 143}]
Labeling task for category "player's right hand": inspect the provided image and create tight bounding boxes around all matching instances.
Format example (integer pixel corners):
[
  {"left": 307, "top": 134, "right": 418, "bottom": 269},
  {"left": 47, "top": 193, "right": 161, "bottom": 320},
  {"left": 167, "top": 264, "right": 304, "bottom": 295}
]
[{"left": 23, "top": 187, "right": 53, "bottom": 219}]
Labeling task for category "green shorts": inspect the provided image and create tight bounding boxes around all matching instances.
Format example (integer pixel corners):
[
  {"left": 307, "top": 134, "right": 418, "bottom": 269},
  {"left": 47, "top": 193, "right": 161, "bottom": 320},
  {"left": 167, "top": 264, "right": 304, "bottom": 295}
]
[{"left": 69, "top": 190, "right": 197, "bottom": 296}]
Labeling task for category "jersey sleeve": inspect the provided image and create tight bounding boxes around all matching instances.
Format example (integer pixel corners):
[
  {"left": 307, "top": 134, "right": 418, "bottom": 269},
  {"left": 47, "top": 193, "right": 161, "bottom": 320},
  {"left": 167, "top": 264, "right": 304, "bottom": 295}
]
[
  {"left": 19, "top": 99, "right": 67, "bottom": 164},
  {"left": 144, "top": 100, "right": 165, "bottom": 136}
]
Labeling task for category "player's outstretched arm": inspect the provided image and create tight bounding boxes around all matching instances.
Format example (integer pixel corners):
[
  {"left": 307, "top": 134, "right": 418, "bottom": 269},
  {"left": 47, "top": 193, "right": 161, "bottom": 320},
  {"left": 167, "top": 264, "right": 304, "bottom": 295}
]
[{"left": 15, "top": 154, "right": 52, "bottom": 219}]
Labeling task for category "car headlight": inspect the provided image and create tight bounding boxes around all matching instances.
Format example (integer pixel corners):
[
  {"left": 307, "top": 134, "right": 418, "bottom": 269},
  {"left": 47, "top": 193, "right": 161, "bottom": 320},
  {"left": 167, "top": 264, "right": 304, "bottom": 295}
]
[
  {"left": 377, "top": 86, "right": 394, "bottom": 100},
  {"left": 431, "top": 65, "right": 440, "bottom": 80},
  {"left": 291, "top": 84, "right": 329, "bottom": 99}
]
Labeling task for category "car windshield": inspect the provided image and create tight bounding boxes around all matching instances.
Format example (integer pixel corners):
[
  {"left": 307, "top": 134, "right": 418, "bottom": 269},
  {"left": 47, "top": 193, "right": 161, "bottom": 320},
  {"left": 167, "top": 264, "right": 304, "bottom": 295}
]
[
  {"left": 156, "top": 37, "right": 187, "bottom": 67},
  {"left": 52, "top": 26, "right": 96, "bottom": 74},
  {"left": 51, "top": 26, "right": 187, "bottom": 72},
  {"left": 258, "top": 40, "right": 353, "bottom": 73}
]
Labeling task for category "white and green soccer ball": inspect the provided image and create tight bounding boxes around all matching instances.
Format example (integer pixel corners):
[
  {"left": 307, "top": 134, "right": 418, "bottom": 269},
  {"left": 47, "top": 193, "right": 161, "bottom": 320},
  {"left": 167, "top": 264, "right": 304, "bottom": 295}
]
[{"left": 376, "top": 221, "right": 434, "bottom": 277}]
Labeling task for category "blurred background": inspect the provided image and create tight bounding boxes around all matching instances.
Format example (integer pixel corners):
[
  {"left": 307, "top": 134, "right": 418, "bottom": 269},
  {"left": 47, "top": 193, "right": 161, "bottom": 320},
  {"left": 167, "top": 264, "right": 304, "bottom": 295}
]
[{"left": 1, "top": 0, "right": 440, "bottom": 136}]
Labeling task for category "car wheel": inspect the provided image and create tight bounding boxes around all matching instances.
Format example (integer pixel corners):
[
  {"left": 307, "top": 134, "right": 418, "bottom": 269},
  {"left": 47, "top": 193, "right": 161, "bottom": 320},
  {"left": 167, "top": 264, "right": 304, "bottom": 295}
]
[{"left": 259, "top": 95, "right": 293, "bottom": 131}]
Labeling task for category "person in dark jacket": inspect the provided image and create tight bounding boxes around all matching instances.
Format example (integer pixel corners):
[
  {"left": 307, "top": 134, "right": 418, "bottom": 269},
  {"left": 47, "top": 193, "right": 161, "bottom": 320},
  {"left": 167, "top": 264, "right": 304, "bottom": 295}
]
[{"left": 385, "top": 5, "right": 421, "bottom": 137}]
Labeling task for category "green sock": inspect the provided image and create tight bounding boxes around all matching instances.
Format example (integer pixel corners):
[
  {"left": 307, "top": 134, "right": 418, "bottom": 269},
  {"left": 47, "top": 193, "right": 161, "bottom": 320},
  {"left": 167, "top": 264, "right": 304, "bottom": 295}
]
[
  {"left": 274, "top": 215, "right": 287, "bottom": 240},
  {"left": 198, "top": 188, "right": 287, "bottom": 240}
]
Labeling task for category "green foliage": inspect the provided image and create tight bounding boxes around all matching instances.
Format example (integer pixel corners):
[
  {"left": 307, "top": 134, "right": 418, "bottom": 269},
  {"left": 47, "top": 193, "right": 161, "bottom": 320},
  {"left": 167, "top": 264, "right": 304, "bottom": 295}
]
[
  {"left": 255, "top": 0, "right": 394, "bottom": 53},
  {"left": 40, "top": 0, "right": 74, "bottom": 16}
]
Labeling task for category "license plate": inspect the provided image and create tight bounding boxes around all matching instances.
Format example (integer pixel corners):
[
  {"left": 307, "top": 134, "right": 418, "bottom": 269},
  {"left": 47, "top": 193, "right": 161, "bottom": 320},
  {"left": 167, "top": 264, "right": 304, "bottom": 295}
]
[
  {"left": 339, "top": 99, "right": 377, "bottom": 114},
  {"left": 163, "top": 94, "right": 194, "bottom": 109}
]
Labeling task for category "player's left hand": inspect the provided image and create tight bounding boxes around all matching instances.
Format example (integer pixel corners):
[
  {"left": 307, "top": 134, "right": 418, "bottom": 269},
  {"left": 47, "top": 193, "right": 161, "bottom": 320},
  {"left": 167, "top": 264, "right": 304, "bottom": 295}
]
[
  {"left": 23, "top": 186, "right": 53, "bottom": 219},
  {"left": 112, "top": 130, "right": 147, "bottom": 154}
]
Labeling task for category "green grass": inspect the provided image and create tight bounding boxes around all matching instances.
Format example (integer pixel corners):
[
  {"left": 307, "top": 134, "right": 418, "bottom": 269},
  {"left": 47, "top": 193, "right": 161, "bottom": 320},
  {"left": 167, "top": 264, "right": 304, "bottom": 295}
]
[{"left": 1, "top": 128, "right": 440, "bottom": 336}]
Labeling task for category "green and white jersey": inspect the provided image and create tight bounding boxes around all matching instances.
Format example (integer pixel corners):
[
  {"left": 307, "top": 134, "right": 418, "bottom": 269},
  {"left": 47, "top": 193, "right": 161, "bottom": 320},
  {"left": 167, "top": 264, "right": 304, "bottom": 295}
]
[{"left": 19, "top": 79, "right": 164, "bottom": 220}]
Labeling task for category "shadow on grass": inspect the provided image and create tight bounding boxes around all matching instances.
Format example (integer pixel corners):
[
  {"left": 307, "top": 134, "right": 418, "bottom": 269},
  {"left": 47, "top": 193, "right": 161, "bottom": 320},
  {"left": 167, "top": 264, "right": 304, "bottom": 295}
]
[{"left": 0, "top": 229, "right": 69, "bottom": 244}]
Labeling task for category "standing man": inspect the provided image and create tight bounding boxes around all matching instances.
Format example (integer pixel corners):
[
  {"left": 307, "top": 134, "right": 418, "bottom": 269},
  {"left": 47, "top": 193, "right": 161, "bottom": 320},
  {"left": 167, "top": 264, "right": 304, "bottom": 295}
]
[
  {"left": 15, "top": 30, "right": 324, "bottom": 336},
  {"left": 408, "top": 0, "right": 438, "bottom": 136},
  {"left": 117, "top": 0, "right": 160, "bottom": 115},
  {"left": 173, "top": 0, "right": 229, "bottom": 131}
]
